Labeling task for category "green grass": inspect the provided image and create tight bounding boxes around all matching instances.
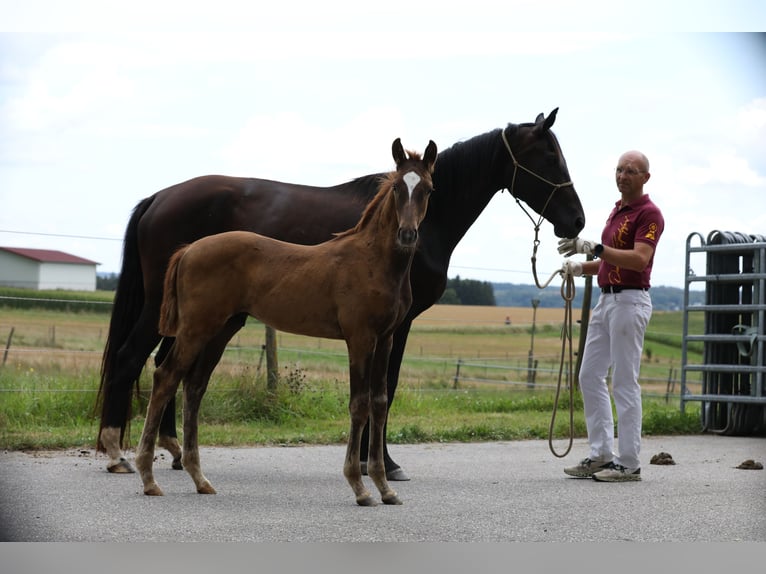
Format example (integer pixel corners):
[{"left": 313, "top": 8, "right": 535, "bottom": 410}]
[
  {"left": 0, "top": 286, "right": 114, "bottom": 313},
  {"left": 0, "top": 362, "right": 702, "bottom": 451},
  {"left": 0, "top": 297, "right": 707, "bottom": 451}
]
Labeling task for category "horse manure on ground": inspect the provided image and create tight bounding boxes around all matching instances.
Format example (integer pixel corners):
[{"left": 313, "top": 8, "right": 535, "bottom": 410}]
[
  {"left": 650, "top": 452, "right": 676, "bottom": 465},
  {"left": 735, "top": 459, "right": 763, "bottom": 470}
]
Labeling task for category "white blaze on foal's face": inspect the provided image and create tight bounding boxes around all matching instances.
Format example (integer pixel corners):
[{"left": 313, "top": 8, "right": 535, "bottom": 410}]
[{"left": 402, "top": 171, "right": 421, "bottom": 200}]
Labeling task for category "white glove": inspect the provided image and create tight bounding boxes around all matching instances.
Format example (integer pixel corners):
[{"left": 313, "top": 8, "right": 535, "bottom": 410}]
[
  {"left": 561, "top": 260, "right": 583, "bottom": 277},
  {"left": 557, "top": 237, "right": 597, "bottom": 257}
]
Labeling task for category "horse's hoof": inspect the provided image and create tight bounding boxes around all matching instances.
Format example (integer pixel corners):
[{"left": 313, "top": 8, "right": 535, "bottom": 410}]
[
  {"left": 107, "top": 458, "right": 136, "bottom": 474},
  {"left": 386, "top": 467, "right": 410, "bottom": 481},
  {"left": 356, "top": 494, "right": 378, "bottom": 507},
  {"left": 382, "top": 493, "right": 403, "bottom": 505},
  {"left": 143, "top": 484, "right": 164, "bottom": 496},
  {"left": 172, "top": 457, "right": 183, "bottom": 470},
  {"left": 197, "top": 483, "right": 217, "bottom": 495},
  {"left": 360, "top": 462, "right": 410, "bottom": 481}
]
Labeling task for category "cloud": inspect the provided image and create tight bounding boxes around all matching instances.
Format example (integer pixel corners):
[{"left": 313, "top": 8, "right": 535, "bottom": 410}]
[
  {"left": 218, "top": 107, "right": 409, "bottom": 182},
  {"left": 4, "top": 40, "right": 136, "bottom": 132}
]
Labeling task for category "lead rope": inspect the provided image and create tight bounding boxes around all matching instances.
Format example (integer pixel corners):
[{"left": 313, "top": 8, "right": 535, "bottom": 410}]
[
  {"left": 501, "top": 126, "right": 577, "bottom": 458},
  {"left": 548, "top": 270, "right": 575, "bottom": 458},
  {"left": 528, "top": 230, "right": 576, "bottom": 458}
]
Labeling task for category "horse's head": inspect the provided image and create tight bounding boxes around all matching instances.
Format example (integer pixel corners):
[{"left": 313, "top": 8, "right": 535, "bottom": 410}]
[
  {"left": 390, "top": 138, "right": 437, "bottom": 248},
  {"left": 501, "top": 109, "right": 585, "bottom": 238}
]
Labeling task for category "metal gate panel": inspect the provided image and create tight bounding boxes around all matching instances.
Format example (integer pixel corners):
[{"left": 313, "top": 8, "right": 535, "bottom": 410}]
[{"left": 681, "top": 231, "right": 766, "bottom": 435}]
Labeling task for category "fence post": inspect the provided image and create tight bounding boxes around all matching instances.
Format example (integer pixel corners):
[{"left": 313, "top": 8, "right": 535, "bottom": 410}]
[
  {"left": 3, "top": 327, "right": 14, "bottom": 366},
  {"left": 665, "top": 367, "right": 677, "bottom": 403},
  {"left": 265, "top": 325, "right": 278, "bottom": 391},
  {"left": 454, "top": 358, "right": 462, "bottom": 389}
]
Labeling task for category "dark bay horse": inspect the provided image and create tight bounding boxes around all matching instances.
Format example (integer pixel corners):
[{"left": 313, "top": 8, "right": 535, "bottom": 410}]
[
  {"left": 136, "top": 139, "right": 436, "bottom": 505},
  {"left": 98, "top": 109, "right": 585, "bottom": 479}
]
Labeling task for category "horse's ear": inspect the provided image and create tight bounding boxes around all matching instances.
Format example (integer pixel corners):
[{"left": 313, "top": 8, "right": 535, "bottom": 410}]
[
  {"left": 542, "top": 107, "right": 558, "bottom": 131},
  {"left": 424, "top": 140, "right": 438, "bottom": 173},
  {"left": 392, "top": 138, "right": 406, "bottom": 166}
]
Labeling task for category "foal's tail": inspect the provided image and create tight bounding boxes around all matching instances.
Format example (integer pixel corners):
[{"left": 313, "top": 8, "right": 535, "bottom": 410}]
[{"left": 159, "top": 246, "right": 188, "bottom": 337}]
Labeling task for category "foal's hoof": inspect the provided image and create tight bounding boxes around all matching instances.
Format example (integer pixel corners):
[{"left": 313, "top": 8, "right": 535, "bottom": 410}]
[
  {"left": 143, "top": 484, "right": 164, "bottom": 496},
  {"left": 197, "top": 482, "right": 217, "bottom": 495},
  {"left": 382, "top": 493, "right": 403, "bottom": 505},
  {"left": 171, "top": 456, "right": 184, "bottom": 470},
  {"left": 107, "top": 458, "right": 135, "bottom": 474},
  {"left": 356, "top": 494, "right": 378, "bottom": 507}
]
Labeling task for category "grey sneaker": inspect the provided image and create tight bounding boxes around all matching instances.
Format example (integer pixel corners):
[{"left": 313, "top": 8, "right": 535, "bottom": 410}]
[
  {"left": 564, "top": 457, "right": 613, "bottom": 478},
  {"left": 592, "top": 462, "right": 641, "bottom": 482}
]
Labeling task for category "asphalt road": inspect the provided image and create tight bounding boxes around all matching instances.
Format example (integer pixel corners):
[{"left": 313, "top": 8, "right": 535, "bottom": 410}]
[{"left": 1, "top": 435, "right": 764, "bottom": 542}]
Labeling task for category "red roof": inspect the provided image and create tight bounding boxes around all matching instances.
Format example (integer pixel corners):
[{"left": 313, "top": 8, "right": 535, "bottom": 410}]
[{"left": 0, "top": 247, "right": 99, "bottom": 265}]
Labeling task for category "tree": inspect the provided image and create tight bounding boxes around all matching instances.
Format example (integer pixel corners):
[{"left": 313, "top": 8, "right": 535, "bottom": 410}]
[
  {"left": 96, "top": 273, "right": 119, "bottom": 291},
  {"left": 438, "top": 276, "right": 496, "bottom": 306}
]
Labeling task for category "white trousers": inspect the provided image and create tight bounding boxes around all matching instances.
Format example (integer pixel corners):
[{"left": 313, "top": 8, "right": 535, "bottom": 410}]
[{"left": 578, "top": 289, "right": 652, "bottom": 470}]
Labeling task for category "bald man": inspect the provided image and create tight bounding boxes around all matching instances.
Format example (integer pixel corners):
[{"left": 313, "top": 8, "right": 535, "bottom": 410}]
[{"left": 559, "top": 150, "right": 665, "bottom": 482}]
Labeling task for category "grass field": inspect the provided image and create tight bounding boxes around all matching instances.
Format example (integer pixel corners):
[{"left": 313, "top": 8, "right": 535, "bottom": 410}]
[{"left": 0, "top": 297, "right": 705, "bottom": 450}]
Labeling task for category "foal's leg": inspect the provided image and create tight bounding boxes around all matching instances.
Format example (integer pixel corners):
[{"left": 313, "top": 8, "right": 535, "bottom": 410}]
[
  {"left": 135, "top": 358, "right": 184, "bottom": 496},
  {"left": 367, "top": 337, "right": 401, "bottom": 505},
  {"left": 154, "top": 336, "right": 183, "bottom": 470},
  {"left": 343, "top": 340, "right": 376, "bottom": 506},
  {"left": 157, "top": 314, "right": 248, "bottom": 471},
  {"left": 360, "top": 318, "right": 412, "bottom": 480},
  {"left": 180, "top": 340, "right": 226, "bottom": 494}
]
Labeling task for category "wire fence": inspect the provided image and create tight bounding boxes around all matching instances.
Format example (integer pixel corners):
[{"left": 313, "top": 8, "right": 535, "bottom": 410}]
[{"left": 0, "top": 292, "right": 701, "bottom": 406}]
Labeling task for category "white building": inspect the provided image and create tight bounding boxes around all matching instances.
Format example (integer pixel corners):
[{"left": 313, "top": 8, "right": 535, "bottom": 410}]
[{"left": 0, "top": 247, "right": 99, "bottom": 291}]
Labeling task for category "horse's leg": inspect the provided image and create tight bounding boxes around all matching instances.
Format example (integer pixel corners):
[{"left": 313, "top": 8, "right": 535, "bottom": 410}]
[
  {"left": 135, "top": 355, "right": 185, "bottom": 496},
  {"left": 155, "top": 337, "right": 183, "bottom": 470},
  {"left": 367, "top": 336, "right": 401, "bottom": 505},
  {"left": 360, "top": 318, "right": 412, "bottom": 481},
  {"left": 99, "top": 307, "right": 163, "bottom": 474},
  {"left": 343, "top": 338, "right": 376, "bottom": 506}
]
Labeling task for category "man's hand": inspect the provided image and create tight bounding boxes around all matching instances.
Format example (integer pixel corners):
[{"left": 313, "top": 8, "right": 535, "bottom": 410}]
[
  {"left": 557, "top": 237, "right": 597, "bottom": 257},
  {"left": 561, "top": 260, "right": 583, "bottom": 277}
]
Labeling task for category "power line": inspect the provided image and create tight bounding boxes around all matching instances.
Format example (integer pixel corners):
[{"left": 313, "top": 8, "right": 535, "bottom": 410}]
[
  {"left": 450, "top": 264, "right": 530, "bottom": 276},
  {"left": 0, "top": 229, "right": 122, "bottom": 242}
]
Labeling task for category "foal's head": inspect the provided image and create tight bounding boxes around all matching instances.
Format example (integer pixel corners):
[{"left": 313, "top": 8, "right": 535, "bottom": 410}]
[{"left": 389, "top": 138, "right": 437, "bottom": 248}]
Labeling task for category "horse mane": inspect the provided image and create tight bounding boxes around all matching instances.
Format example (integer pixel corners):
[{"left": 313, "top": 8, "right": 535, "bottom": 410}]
[
  {"left": 430, "top": 128, "right": 504, "bottom": 194},
  {"left": 334, "top": 150, "right": 425, "bottom": 239}
]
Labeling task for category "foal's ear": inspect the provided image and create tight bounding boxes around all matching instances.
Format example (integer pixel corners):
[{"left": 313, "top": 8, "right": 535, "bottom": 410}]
[
  {"left": 424, "top": 140, "right": 437, "bottom": 173},
  {"left": 392, "top": 138, "right": 406, "bottom": 166}
]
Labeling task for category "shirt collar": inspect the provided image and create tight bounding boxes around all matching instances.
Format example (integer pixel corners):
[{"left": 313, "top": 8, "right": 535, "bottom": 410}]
[{"left": 615, "top": 193, "right": 651, "bottom": 210}]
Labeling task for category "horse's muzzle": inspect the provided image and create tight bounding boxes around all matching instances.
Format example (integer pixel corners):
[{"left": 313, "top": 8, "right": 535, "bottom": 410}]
[
  {"left": 554, "top": 215, "right": 586, "bottom": 239},
  {"left": 397, "top": 228, "right": 419, "bottom": 246}
]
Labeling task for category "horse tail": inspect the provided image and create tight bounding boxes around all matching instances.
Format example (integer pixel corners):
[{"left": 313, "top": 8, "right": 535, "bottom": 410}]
[
  {"left": 159, "top": 246, "right": 187, "bottom": 337},
  {"left": 96, "top": 194, "right": 156, "bottom": 444}
]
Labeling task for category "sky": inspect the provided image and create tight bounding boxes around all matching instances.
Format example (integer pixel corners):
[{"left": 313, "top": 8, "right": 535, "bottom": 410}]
[{"left": 1, "top": 1, "right": 765, "bottom": 291}]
